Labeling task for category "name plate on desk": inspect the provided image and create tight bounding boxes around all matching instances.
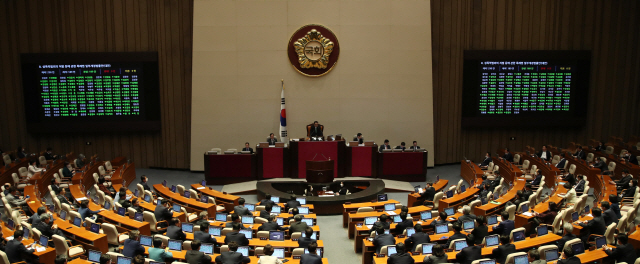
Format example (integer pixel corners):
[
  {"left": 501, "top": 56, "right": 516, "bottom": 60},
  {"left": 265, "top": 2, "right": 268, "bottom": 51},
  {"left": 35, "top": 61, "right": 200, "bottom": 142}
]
[{"left": 275, "top": 142, "right": 285, "bottom": 148}]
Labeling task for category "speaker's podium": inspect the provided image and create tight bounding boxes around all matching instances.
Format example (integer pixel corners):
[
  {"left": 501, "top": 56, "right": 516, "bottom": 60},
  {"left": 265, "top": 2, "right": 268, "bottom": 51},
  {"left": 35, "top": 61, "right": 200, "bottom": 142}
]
[{"left": 306, "top": 159, "right": 334, "bottom": 183}]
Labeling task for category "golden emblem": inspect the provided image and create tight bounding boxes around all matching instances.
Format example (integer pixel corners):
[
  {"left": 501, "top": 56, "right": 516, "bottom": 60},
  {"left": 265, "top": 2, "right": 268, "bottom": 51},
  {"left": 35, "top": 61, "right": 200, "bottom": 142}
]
[{"left": 293, "top": 29, "right": 334, "bottom": 69}]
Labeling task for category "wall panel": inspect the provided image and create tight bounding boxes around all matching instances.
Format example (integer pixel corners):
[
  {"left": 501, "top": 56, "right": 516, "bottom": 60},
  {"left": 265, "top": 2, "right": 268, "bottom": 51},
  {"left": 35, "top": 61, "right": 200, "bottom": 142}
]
[
  {"left": 432, "top": 0, "right": 640, "bottom": 164},
  {"left": 0, "top": 0, "right": 193, "bottom": 169}
]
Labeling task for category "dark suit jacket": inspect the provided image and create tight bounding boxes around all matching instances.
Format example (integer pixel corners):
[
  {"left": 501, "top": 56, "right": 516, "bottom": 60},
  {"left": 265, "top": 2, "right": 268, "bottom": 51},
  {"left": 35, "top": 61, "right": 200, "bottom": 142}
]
[
  {"left": 300, "top": 254, "right": 323, "bottom": 264},
  {"left": 456, "top": 245, "right": 482, "bottom": 264},
  {"left": 187, "top": 250, "right": 212, "bottom": 264},
  {"left": 470, "top": 225, "right": 488, "bottom": 245},
  {"left": 214, "top": 251, "right": 249, "bottom": 264},
  {"left": 522, "top": 190, "right": 533, "bottom": 201},
  {"left": 259, "top": 199, "right": 275, "bottom": 207},
  {"left": 6, "top": 239, "right": 35, "bottom": 264},
  {"left": 562, "top": 174, "right": 576, "bottom": 186},
  {"left": 578, "top": 216, "right": 606, "bottom": 237},
  {"left": 531, "top": 174, "right": 542, "bottom": 185},
  {"left": 379, "top": 144, "right": 391, "bottom": 152},
  {"left": 557, "top": 233, "right": 577, "bottom": 251},
  {"left": 233, "top": 205, "right": 251, "bottom": 216},
  {"left": 337, "top": 187, "right": 349, "bottom": 195},
  {"left": 224, "top": 232, "right": 249, "bottom": 246},
  {"left": 154, "top": 205, "right": 172, "bottom": 223},
  {"left": 370, "top": 221, "right": 391, "bottom": 231},
  {"left": 122, "top": 239, "right": 146, "bottom": 258},
  {"left": 627, "top": 155, "right": 639, "bottom": 165},
  {"left": 573, "top": 150, "right": 586, "bottom": 160},
  {"left": 258, "top": 222, "right": 285, "bottom": 231},
  {"left": 622, "top": 186, "right": 637, "bottom": 198},
  {"left": 503, "top": 152, "right": 514, "bottom": 162},
  {"left": 242, "top": 147, "right": 254, "bottom": 154},
  {"left": 194, "top": 231, "right": 217, "bottom": 244},
  {"left": 492, "top": 244, "right": 516, "bottom": 264},
  {"left": 537, "top": 150, "right": 552, "bottom": 161},
  {"left": 44, "top": 152, "right": 55, "bottom": 160},
  {"left": 34, "top": 221, "right": 56, "bottom": 239},
  {"left": 480, "top": 157, "right": 492, "bottom": 167},
  {"left": 62, "top": 166, "right": 73, "bottom": 178},
  {"left": 575, "top": 180, "right": 585, "bottom": 192},
  {"left": 404, "top": 232, "right": 430, "bottom": 252},
  {"left": 387, "top": 252, "right": 416, "bottom": 264},
  {"left": 602, "top": 209, "right": 618, "bottom": 226},
  {"left": 289, "top": 221, "right": 309, "bottom": 234},
  {"left": 458, "top": 214, "right": 476, "bottom": 224},
  {"left": 373, "top": 233, "right": 396, "bottom": 254},
  {"left": 297, "top": 237, "right": 316, "bottom": 249},
  {"left": 493, "top": 220, "right": 514, "bottom": 236},
  {"left": 141, "top": 181, "right": 151, "bottom": 191},
  {"left": 267, "top": 138, "right": 278, "bottom": 145},
  {"left": 616, "top": 175, "right": 633, "bottom": 189},
  {"left": 558, "top": 256, "right": 581, "bottom": 264},
  {"left": 445, "top": 232, "right": 467, "bottom": 248},
  {"left": 605, "top": 243, "right": 637, "bottom": 264},
  {"left": 419, "top": 187, "right": 436, "bottom": 201},
  {"left": 556, "top": 158, "right": 567, "bottom": 169},
  {"left": 259, "top": 210, "right": 271, "bottom": 219},
  {"left": 490, "top": 177, "right": 502, "bottom": 189},
  {"left": 310, "top": 126, "right": 323, "bottom": 137},
  {"left": 167, "top": 225, "right": 186, "bottom": 241},
  {"left": 394, "top": 219, "right": 414, "bottom": 235},
  {"left": 409, "top": 146, "right": 421, "bottom": 151},
  {"left": 285, "top": 200, "right": 301, "bottom": 211},
  {"left": 394, "top": 146, "right": 406, "bottom": 150}
]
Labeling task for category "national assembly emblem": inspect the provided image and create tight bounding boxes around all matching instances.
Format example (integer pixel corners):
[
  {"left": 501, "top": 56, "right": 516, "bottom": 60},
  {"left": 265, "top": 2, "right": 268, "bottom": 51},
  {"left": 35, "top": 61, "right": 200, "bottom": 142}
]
[{"left": 287, "top": 24, "right": 340, "bottom": 77}]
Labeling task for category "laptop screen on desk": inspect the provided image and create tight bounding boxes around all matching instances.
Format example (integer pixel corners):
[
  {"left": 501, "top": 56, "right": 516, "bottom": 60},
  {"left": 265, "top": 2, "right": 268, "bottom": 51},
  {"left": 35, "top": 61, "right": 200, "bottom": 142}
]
[
  {"left": 393, "top": 215, "right": 402, "bottom": 223},
  {"left": 420, "top": 211, "right": 432, "bottom": 220},
  {"left": 584, "top": 205, "right": 590, "bottom": 215},
  {"left": 302, "top": 231, "right": 317, "bottom": 240},
  {"left": 209, "top": 227, "right": 221, "bottom": 237},
  {"left": 595, "top": 236, "right": 606, "bottom": 249},
  {"left": 487, "top": 215, "right": 498, "bottom": 225},
  {"left": 298, "top": 207, "right": 310, "bottom": 215},
  {"left": 435, "top": 224, "right": 449, "bottom": 234},
  {"left": 269, "top": 231, "right": 285, "bottom": 241},
  {"left": 537, "top": 225, "right": 548, "bottom": 236},
  {"left": 90, "top": 223, "right": 100, "bottom": 233},
  {"left": 446, "top": 190, "right": 453, "bottom": 198},
  {"left": 73, "top": 217, "right": 82, "bottom": 227},
  {"left": 241, "top": 216, "right": 254, "bottom": 224},
  {"left": 271, "top": 206, "right": 281, "bottom": 214},
  {"left": 200, "top": 195, "right": 208, "bottom": 203},
  {"left": 272, "top": 248, "right": 285, "bottom": 259},
  {"left": 140, "top": 235, "right": 152, "bottom": 246},
  {"left": 514, "top": 255, "right": 529, "bottom": 264},
  {"left": 39, "top": 235, "right": 49, "bottom": 247},
  {"left": 572, "top": 242, "right": 585, "bottom": 255},
  {"left": 455, "top": 240, "right": 468, "bottom": 251},
  {"left": 117, "top": 207, "right": 126, "bottom": 216},
  {"left": 239, "top": 229, "right": 253, "bottom": 239},
  {"left": 215, "top": 213, "right": 227, "bottom": 222},
  {"left": 485, "top": 235, "right": 499, "bottom": 247},
  {"left": 463, "top": 220, "right": 474, "bottom": 230},
  {"left": 276, "top": 217, "right": 284, "bottom": 226},
  {"left": 377, "top": 194, "right": 388, "bottom": 202},
  {"left": 384, "top": 203, "right": 396, "bottom": 211},
  {"left": 182, "top": 223, "right": 193, "bottom": 233},
  {"left": 386, "top": 245, "right": 397, "bottom": 256},
  {"left": 104, "top": 201, "right": 111, "bottom": 210},
  {"left": 512, "top": 230, "right": 525, "bottom": 242},
  {"left": 422, "top": 243, "right": 435, "bottom": 254},
  {"left": 520, "top": 204, "right": 528, "bottom": 213},
  {"left": 301, "top": 218, "right": 313, "bottom": 226},
  {"left": 88, "top": 250, "right": 102, "bottom": 263},
  {"left": 134, "top": 212, "right": 143, "bottom": 222},
  {"left": 134, "top": 189, "right": 139, "bottom": 197},
  {"left": 237, "top": 246, "right": 249, "bottom": 257},
  {"left": 60, "top": 210, "right": 67, "bottom": 220},
  {"left": 460, "top": 185, "right": 466, "bottom": 193},
  {"left": 270, "top": 196, "right": 280, "bottom": 203},
  {"left": 144, "top": 194, "right": 151, "bottom": 203},
  {"left": 168, "top": 239, "right": 182, "bottom": 251},
  {"left": 479, "top": 260, "right": 496, "bottom": 264},
  {"left": 545, "top": 249, "right": 559, "bottom": 261},
  {"left": 117, "top": 256, "right": 132, "bottom": 264},
  {"left": 245, "top": 204, "right": 255, "bottom": 212},
  {"left": 571, "top": 212, "right": 579, "bottom": 222},
  {"left": 444, "top": 207, "right": 455, "bottom": 216},
  {"left": 405, "top": 227, "right": 415, "bottom": 237},
  {"left": 364, "top": 216, "right": 377, "bottom": 225},
  {"left": 304, "top": 248, "right": 322, "bottom": 257},
  {"left": 199, "top": 243, "right": 214, "bottom": 255},
  {"left": 297, "top": 197, "right": 307, "bottom": 205},
  {"left": 183, "top": 192, "right": 190, "bottom": 198}
]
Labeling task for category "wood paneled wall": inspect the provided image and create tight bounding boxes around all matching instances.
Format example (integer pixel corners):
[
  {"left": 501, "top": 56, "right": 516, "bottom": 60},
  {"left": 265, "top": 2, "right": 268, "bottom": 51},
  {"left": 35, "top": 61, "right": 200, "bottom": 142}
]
[
  {"left": 431, "top": 0, "right": 640, "bottom": 164},
  {"left": 0, "top": 0, "right": 193, "bottom": 169}
]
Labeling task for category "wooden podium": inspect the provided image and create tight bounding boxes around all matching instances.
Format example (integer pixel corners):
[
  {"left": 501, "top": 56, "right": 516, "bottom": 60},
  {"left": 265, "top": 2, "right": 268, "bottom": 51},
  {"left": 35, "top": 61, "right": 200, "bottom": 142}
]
[{"left": 306, "top": 159, "right": 334, "bottom": 183}]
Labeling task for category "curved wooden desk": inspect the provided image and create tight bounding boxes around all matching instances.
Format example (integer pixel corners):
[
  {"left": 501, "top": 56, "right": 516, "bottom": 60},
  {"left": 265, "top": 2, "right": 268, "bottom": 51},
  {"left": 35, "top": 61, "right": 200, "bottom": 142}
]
[
  {"left": 407, "top": 179, "right": 449, "bottom": 207},
  {"left": 190, "top": 183, "right": 240, "bottom": 212},
  {"left": 2, "top": 222, "right": 56, "bottom": 263},
  {"left": 474, "top": 178, "right": 526, "bottom": 216},
  {"left": 154, "top": 184, "right": 217, "bottom": 216}
]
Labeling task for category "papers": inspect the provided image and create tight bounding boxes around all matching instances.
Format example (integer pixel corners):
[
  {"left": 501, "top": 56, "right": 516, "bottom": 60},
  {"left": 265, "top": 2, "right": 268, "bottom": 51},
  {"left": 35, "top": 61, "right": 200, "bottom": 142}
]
[
  {"left": 586, "top": 214, "right": 592, "bottom": 217},
  {"left": 522, "top": 212, "right": 533, "bottom": 216},
  {"left": 269, "top": 145, "right": 275, "bottom": 148},
  {"left": 365, "top": 225, "right": 373, "bottom": 229},
  {"left": 490, "top": 201, "right": 501, "bottom": 205},
  {"left": 76, "top": 197, "right": 88, "bottom": 201},
  {"left": 35, "top": 246, "right": 47, "bottom": 252},
  {"left": 197, "top": 187, "right": 205, "bottom": 190},
  {"left": 318, "top": 195, "right": 334, "bottom": 197},
  {"left": 386, "top": 211, "right": 397, "bottom": 215}
]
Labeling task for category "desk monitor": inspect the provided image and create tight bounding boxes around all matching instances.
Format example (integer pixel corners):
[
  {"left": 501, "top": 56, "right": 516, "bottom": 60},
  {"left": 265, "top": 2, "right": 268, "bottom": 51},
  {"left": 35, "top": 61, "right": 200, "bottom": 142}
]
[
  {"left": 595, "top": 236, "right": 606, "bottom": 249},
  {"left": 168, "top": 239, "right": 183, "bottom": 251},
  {"left": 444, "top": 207, "right": 455, "bottom": 216},
  {"left": 272, "top": 248, "right": 285, "bottom": 259},
  {"left": 493, "top": 192, "right": 499, "bottom": 200},
  {"left": 479, "top": 260, "right": 496, "bottom": 264},
  {"left": 172, "top": 204, "right": 181, "bottom": 212},
  {"left": 446, "top": 190, "right": 454, "bottom": 198},
  {"left": 60, "top": 210, "right": 67, "bottom": 221},
  {"left": 104, "top": 201, "right": 111, "bottom": 211},
  {"left": 485, "top": 235, "right": 499, "bottom": 247},
  {"left": 463, "top": 220, "right": 475, "bottom": 230},
  {"left": 454, "top": 240, "right": 468, "bottom": 251},
  {"left": 117, "top": 256, "right": 132, "bottom": 264},
  {"left": 117, "top": 207, "right": 126, "bottom": 216},
  {"left": 245, "top": 204, "right": 255, "bottom": 212},
  {"left": 302, "top": 231, "right": 317, "bottom": 240},
  {"left": 512, "top": 230, "right": 525, "bottom": 242},
  {"left": 421, "top": 243, "right": 435, "bottom": 254},
  {"left": 140, "top": 235, "right": 153, "bottom": 246},
  {"left": 134, "top": 212, "right": 143, "bottom": 222},
  {"left": 545, "top": 249, "right": 559, "bottom": 261},
  {"left": 269, "top": 231, "right": 285, "bottom": 241},
  {"left": 384, "top": 229, "right": 390, "bottom": 234},
  {"left": 487, "top": 215, "right": 498, "bottom": 225},
  {"left": 393, "top": 215, "right": 403, "bottom": 223},
  {"left": 537, "top": 225, "right": 548, "bottom": 236},
  {"left": 270, "top": 196, "right": 280, "bottom": 203},
  {"left": 47, "top": 204, "right": 55, "bottom": 212},
  {"left": 514, "top": 255, "right": 529, "bottom": 264},
  {"left": 239, "top": 229, "right": 253, "bottom": 239},
  {"left": 384, "top": 203, "right": 396, "bottom": 211},
  {"left": 377, "top": 194, "right": 388, "bottom": 202},
  {"left": 386, "top": 245, "right": 397, "bottom": 256},
  {"left": 301, "top": 218, "right": 313, "bottom": 226},
  {"left": 584, "top": 205, "right": 590, "bottom": 215},
  {"left": 364, "top": 216, "right": 377, "bottom": 225},
  {"left": 157, "top": 199, "right": 162, "bottom": 205},
  {"left": 88, "top": 250, "right": 102, "bottom": 263},
  {"left": 241, "top": 216, "right": 254, "bottom": 224},
  {"left": 298, "top": 206, "right": 310, "bottom": 215},
  {"left": 73, "top": 217, "right": 82, "bottom": 227},
  {"left": 90, "top": 223, "right": 101, "bottom": 234},
  {"left": 209, "top": 226, "right": 222, "bottom": 237},
  {"left": 481, "top": 198, "right": 488, "bottom": 205},
  {"left": 271, "top": 205, "right": 281, "bottom": 214},
  {"left": 296, "top": 197, "right": 307, "bottom": 205},
  {"left": 405, "top": 227, "right": 415, "bottom": 237},
  {"left": 200, "top": 195, "right": 208, "bottom": 203},
  {"left": 22, "top": 225, "right": 30, "bottom": 239},
  {"left": 215, "top": 213, "right": 227, "bottom": 222},
  {"left": 144, "top": 194, "right": 151, "bottom": 203},
  {"left": 134, "top": 189, "right": 139, "bottom": 197},
  {"left": 304, "top": 248, "right": 322, "bottom": 257},
  {"left": 183, "top": 191, "right": 190, "bottom": 198},
  {"left": 237, "top": 246, "right": 250, "bottom": 257},
  {"left": 420, "top": 211, "right": 432, "bottom": 220},
  {"left": 162, "top": 180, "right": 167, "bottom": 187},
  {"left": 39, "top": 235, "right": 49, "bottom": 247},
  {"left": 170, "top": 185, "right": 176, "bottom": 193},
  {"left": 571, "top": 242, "right": 585, "bottom": 255},
  {"left": 435, "top": 224, "right": 449, "bottom": 234},
  {"left": 460, "top": 185, "right": 467, "bottom": 193},
  {"left": 571, "top": 212, "right": 579, "bottom": 222},
  {"left": 199, "top": 243, "right": 214, "bottom": 255},
  {"left": 276, "top": 217, "right": 284, "bottom": 226},
  {"left": 520, "top": 204, "right": 528, "bottom": 213},
  {"left": 182, "top": 223, "right": 194, "bottom": 233}
]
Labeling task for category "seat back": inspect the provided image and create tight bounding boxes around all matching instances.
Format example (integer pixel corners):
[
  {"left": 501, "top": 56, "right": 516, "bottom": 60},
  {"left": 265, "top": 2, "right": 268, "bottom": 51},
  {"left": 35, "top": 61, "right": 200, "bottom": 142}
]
[
  {"left": 606, "top": 146, "right": 614, "bottom": 155},
  {"left": 177, "top": 185, "right": 185, "bottom": 195},
  {"left": 221, "top": 228, "right": 233, "bottom": 236},
  {"left": 530, "top": 165, "right": 538, "bottom": 174},
  {"left": 98, "top": 166, "right": 106, "bottom": 176},
  {"left": 93, "top": 173, "right": 100, "bottom": 184},
  {"left": 471, "top": 259, "right": 492, "bottom": 264},
  {"left": 522, "top": 160, "right": 530, "bottom": 171},
  {"left": 39, "top": 156, "right": 47, "bottom": 166},
  {"left": 97, "top": 190, "right": 106, "bottom": 206},
  {"left": 257, "top": 231, "right": 270, "bottom": 238},
  {"left": 537, "top": 245, "right": 558, "bottom": 261},
  {"left": 52, "top": 234, "right": 70, "bottom": 256},
  {"left": 504, "top": 252, "right": 528, "bottom": 264},
  {"left": 604, "top": 222, "right": 617, "bottom": 245},
  {"left": 0, "top": 251, "right": 10, "bottom": 264},
  {"left": 456, "top": 180, "right": 463, "bottom": 193},
  {"left": 380, "top": 246, "right": 389, "bottom": 255},
  {"left": 291, "top": 232, "right": 302, "bottom": 240},
  {"left": 468, "top": 200, "right": 481, "bottom": 212},
  {"left": 509, "top": 227, "right": 525, "bottom": 240},
  {"left": 105, "top": 161, "right": 113, "bottom": 171},
  {"left": 102, "top": 223, "right": 121, "bottom": 245},
  {"left": 432, "top": 192, "right": 443, "bottom": 209},
  {"left": 220, "top": 245, "right": 229, "bottom": 253},
  {"left": 292, "top": 248, "right": 305, "bottom": 256},
  {"left": 563, "top": 207, "right": 575, "bottom": 224},
  {"left": 563, "top": 238, "right": 582, "bottom": 251},
  {"left": 487, "top": 162, "right": 494, "bottom": 171},
  {"left": 568, "top": 164, "right": 576, "bottom": 174},
  {"left": 255, "top": 217, "right": 268, "bottom": 224},
  {"left": 69, "top": 211, "right": 82, "bottom": 224},
  {"left": 137, "top": 184, "right": 145, "bottom": 197},
  {"left": 182, "top": 240, "right": 192, "bottom": 251},
  {"left": 189, "top": 189, "right": 199, "bottom": 200},
  {"left": 493, "top": 186, "right": 503, "bottom": 196},
  {"left": 527, "top": 192, "right": 537, "bottom": 207},
  {"left": 143, "top": 211, "right": 159, "bottom": 232},
  {"left": 11, "top": 173, "right": 20, "bottom": 185},
  {"left": 617, "top": 215, "right": 628, "bottom": 234},
  {"left": 448, "top": 238, "right": 465, "bottom": 248},
  {"left": 586, "top": 153, "right": 594, "bottom": 163},
  {"left": 155, "top": 235, "right": 169, "bottom": 248},
  {"left": 18, "top": 167, "right": 27, "bottom": 177},
  {"left": 608, "top": 162, "right": 616, "bottom": 172},
  {"left": 505, "top": 205, "right": 516, "bottom": 220},
  {"left": 357, "top": 207, "right": 374, "bottom": 213},
  {"left": 2, "top": 154, "right": 11, "bottom": 165},
  {"left": 552, "top": 155, "right": 561, "bottom": 165},
  {"left": 513, "top": 154, "right": 520, "bottom": 164}
]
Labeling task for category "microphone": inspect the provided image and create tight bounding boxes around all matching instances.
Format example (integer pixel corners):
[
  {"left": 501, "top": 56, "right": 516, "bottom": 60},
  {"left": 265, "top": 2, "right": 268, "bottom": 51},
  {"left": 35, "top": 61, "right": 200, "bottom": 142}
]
[{"left": 312, "top": 153, "right": 318, "bottom": 161}]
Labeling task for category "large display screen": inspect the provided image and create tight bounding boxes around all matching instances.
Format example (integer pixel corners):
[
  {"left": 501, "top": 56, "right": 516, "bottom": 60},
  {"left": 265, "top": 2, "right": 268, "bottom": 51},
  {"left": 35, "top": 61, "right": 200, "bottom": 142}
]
[
  {"left": 21, "top": 52, "right": 161, "bottom": 132},
  {"left": 462, "top": 50, "right": 590, "bottom": 127}
]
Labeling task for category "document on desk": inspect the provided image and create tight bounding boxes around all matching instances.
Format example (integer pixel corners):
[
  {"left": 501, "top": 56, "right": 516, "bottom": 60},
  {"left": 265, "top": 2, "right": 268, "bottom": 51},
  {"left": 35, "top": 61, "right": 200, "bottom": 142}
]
[
  {"left": 386, "top": 211, "right": 397, "bottom": 215},
  {"left": 365, "top": 225, "right": 373, "bottom": 229},
  {"left": 76, "top": 197, "right": 88, "bottom": 201},
  {"left": 197, "top": 187, "right": 205, "bottom": 189},
  {"left": 522, "top": 212, "right": 533, "bottom": 216}
]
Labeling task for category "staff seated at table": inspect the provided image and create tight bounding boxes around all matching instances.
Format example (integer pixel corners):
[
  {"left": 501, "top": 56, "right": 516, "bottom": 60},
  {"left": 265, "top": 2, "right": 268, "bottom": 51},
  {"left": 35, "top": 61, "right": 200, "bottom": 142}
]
[
  {"left": 576, "top": 207, "right": 606, "bottom": 243},
  {"left": 470, "top": 216, "right": 488, "bottom": 245},
  {"left": 393, "top": 211, "right": 414, "bottom": 235},
  {"left": 123, "top": 230, "right": 145, "bottom": 258},
  {"left": 379, "top": 139, "right": 391, "bottom": 152},
  {"left": 51, "top": 178, "right": 73, "bottom": 200},
  {"left": 430, "top": 212, "right": 448, "bottom": 227},
  {"left": 479, "top": 152, "right": 492, "bottom": 168},
  {"left": 620, "top": 150, "right": 639, "bottom": 165},
  {"left": 502, "top": 148, "right": 513, "bottom": 162},
  {"left": 609, "top": 194, "right": 622, "bottom": 218},
  {"left": 309, "top": 121, "right": 323, "bottom": 138},
  {"left": 336, "top": 182, "right": 349, "bottom": 195},
  {"left": 297, "top": 227, "right": 317, "bottom": 249},
  {"left": 475, "top": 181, "right": 491, "bottom": 201},
  {"left": 167, "top": 217, "right": 186, "bottom": 241},
  {"left": 194, "top": 211, "right": 209, "bottom": 226},
  {"left": 195, "top": 222, "right": 218, "bottom": 244},
  {"left": 140, "top": 175, "right": 152, "bottom": 192},
  {"left": 610, "top": 169, "right": 633, "bottom": 193},
  {"left": 561, "top": 173, "right": 576, "bottom": 186},
  {"left": 620, "top": 179, "right": 638, "bottom": 199},
  {"left": 445, "top": 222, "right": 467, "bottom": 248},
  {"left": 300, "top": 242, "right": 322, "bottom": 264},
  {"left": 557, "top": 247, "right": 581, "bottom": 264},
  {"left": 491, "top": 235, "right": 516, "bottom": 264},
  {"left": 574, "top": 175, "right": 585, "bottom": 193},
  {"left": 154, "top": 199, "right": 174, "bottom": 227},
  {"left": 148, "top": 237, "right": 173, "bottom": 262},
  {"left": 600, "top": 201, "right": 618, "bottom": 226},
  {"left": 242, "top": 142, "right": 254, "bottom": 154},
  {"left": 61, "top": 162, "right": 74, "bottom": 179},
  {"left": 258, "top": 244, "right": 283, "bottom": 264},
  {"left": 409, "top": 141, "right": 420, "bottom": 151},
  {"left": 5, "top": 230, "right": 38, "bottom": 264},
  {"left": 529, "top": 170, "right": 542, "bottom": 185},
  {"left": 98, "top": 178, "right": 114, "bottom": 197},
  {"left": 267, "top": 133, "right": 278, "bottom": 145},
  {"left": 602, "top": 234, "right": 637, "bottom": 264},
  {"left": 492, "top": 211, "right": 514, "bottom": 236},
  {"left": 188, "top": 239, "right": 213, "bottom": 264},
  {"left": 394, "top": 142, "right": 406, "bottom": 151},
  {"left": 572, "top": 145, "right": 586, "bottom": 160},
  {"left": 455, "top": 235, "right": 481, "bottom": 264},
  {"left": 404, "top": 224, "right": 430, "bottom": 252},
  {"left": 386, "top": 242, "right": 414, "bottom": 264},
  {"left": 225, "top": 222, "right": 250, "bottom": 246},
  {"left": 419, "top": 182, "right": 436, "bottom": 205},
  {"left": 290, "top": 214, "right": 309, "bottom": 234},
  {"left": 353, "top": 133, "right": 364, "bottom": 144},
  {"left": 259, "top": 215, "right": 288, "bottom": 232},
  {"left": 423, "top": 244, "right": 447, "bottom": 264},
  {"left": 27, "top": 160, "right": 42, "bottom": 178},
  {"left": 234, "top": 198, "right": 252, "bottom": 216},
  {"left": 373, "top": 226, "right": 396, "bottom": 254},
  {"left": 532, "top": 201, "right": 558, "bottom": 226},
  {"left": 285, "top": 195, "right": 301, "bottom": 211},
  {"left": 556, "top": 156, "right": 568, "bottom": 170},
  {"left": 538, "top": 145, "right": 552, "bottom": 161},
  {"left": 28, "top": 206, "right": 47, "bottom": 226},
  {"left": 370, "top": 214, "right": 391, "bottom": 231},
  {"left": 79, "top": 200, "right": 103, "bottom": 220}
]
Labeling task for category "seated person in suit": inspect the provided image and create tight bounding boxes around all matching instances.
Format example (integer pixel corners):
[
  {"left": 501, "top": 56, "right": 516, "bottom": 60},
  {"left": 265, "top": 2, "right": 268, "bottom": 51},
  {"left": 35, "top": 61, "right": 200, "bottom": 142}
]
[
  {"left": 195, "top": 222, "right": 217, "bottom": 245},
  {"left": 480, "top": 152, "right": 492, "bottom": 168},
  {"left": 602, "top": 234, "right": 637, "bottom": 264},
  {"left": 289, "top": 214, "right": 309, "bottom": 234},
  {"left": 538, "top": 145, "right": 552, "bottom": 161},
  {"left": 591, "top": 157, "right": 608, "bottom": 174},
  {"left": 601, "top": 201, "right": 618, "bottom": 226},
  {"left": 140, "top": 175, "right": 151, "bottom": 191},
  {"left": 285, "top": 194, "right": 301, "bottom": 211},
  {"left": 300, "top": 242, "right": 322, "bottom": 264},
  {"left": 574, "top": 175, "right": 586, "bottom": 193},
  {"left": 522, "top": 184, "right": 534, "bottom": 201},
  {"left": 242, "top": 142, "right": 254, "bottom": 154},
  {"left": 387, "top": 242, "right": 415, "bottom": 264},
  {"left": 305, "top": 185, "right": 315, "bottom": 196},
  {"left": 430, "top": 211, "right": 449, "bottom": 227},
  {"left": 609, "top": 194, "right": 622, "bottom": 218},
  {"left": 260, "top": 204, "right": 273, "bottom": 219},
  {"left": 154, "top": 199, "right": 173, "bottom": 228},
  {"left": 309, "top": 121, "right": 323, "bottom": 138},
  {"left": 611, "top": 169, "right": 633, "bottom": 193},
  {"left": 34, "top": 213, "right": 66, "bottom": 245},
  {"left": 572, "top": 145, "right": 586, "bottom": 160},
  {"left": 530, "top": 170, "right": 543, "bottom": 185},
  {"left": 336, "top": 182, "right": 349, "bottom": 195},
  {"left": 503, "top": 148, "right": 514, "bottom": 162},
  {"left": 490, "top": 172, "right": 502, "bottom": 190},
  {"left": 267, "top": 133, "right": 278, "bottom": 145},
  {"left": 492, "top": 211, "right": 514, "bottom": 236},
  {"left": 557, "top": 223, "right": 576, "bottom": 252},
  {"left": 577, "top": 207, "right": 606, "bottom": 242},
  {"left": 61, "top": 162, "right": 74, "bottom": 178},
  {"left": 123, "top": 230, "right": 146, "bottom": 258},
  {"left": 594, "top": 141, "right": 605, "bottom": 152},
  {"left": 511, "top": 190, "right": 525, "bottom": 210},
  {"left": 51, "top": 178, "right": 73, "bottom": 200},
  {"left": 28, "top": 206, "right": 46, "bottom": 226},
  {"left": 556, "top": 156, "right": 568, "bottom": 169},
  {"left": 491, "top": 235, "right": 516, "bottom": 264},
  {"left": 423, "top": 244, "right": 447, "bottom": 264},
  {"left": 470, "top": 216, "right": 488, "bottom": 245},
  {"left": 404, "top": 224, "right": 430, "bottom": 252},
  {"left": 370, "top": 214, "right": 391, "bottom": 232},
  {"left": 5, "top": 230, "right": 37, "bottom": 264},
  {"left": 233, "top": 198, "right": 251, "bottom": 216},
  {"left": 393, "top": 211, "right": 414, "bottom": 235},
  {"left": 379, "top": 139, "right": 392, "bottom": 152},
  {"left": 44, "top": 147, "right": 56, "bottom": 160},
  {"left": 621, "top": 150, "right": 639, "bottom": 165},
  {"left": 373, "top": 226, "right": 396, "bottom": 254},
  {"left": 394, "top": 142, "right": 406, "bottom": 151},
  {"left": 286, "top": 208, "right": 299, "bottom": 224},
  {"left": 258, "top": 244, "right": 283, "bottom": 264},
  {"left": 56, "top": 188, "right": 77, "bottom": 209},
  {"left": 532, "top": 201, "right": 558, "bottom": 225},
  {"left": 561, "top": 173, "right": 576, "bottom": 186},
  {"left": 187, "top": 239, "right": 213, "bottom": 264},
  {"left": 225, "top": 213, "right": 250, "bottom": 229},
  {"left": 445, "top": 222, "right": 467, "bottom": 248},
  {"left": 528, "top": 249, "right": 546, "bottom": 264},
  {"left": 194, "top": 211, "right": 209, "bottom": 226},
  {"left": 166, "top": 218, "right": 186, "bottom": 241},
  {"left": 148, "top": 237, "right": 173, "bottom": 262},
  {"left": 621, "top": 179, "right": 638, "bottom": 199},
  {"left": 353, "top": 133, "right": 364, "bottom": 144},
  {"left": 455, "top": 235, "right": 481, "bottom": 264},
  {"left": 224, "top": 222, "right": 249, "bottom": 246},
  {"left": 409, "top": 141, "right": 420, "bottom": 151},
  {"left": 259, "top": 215, "right": 288, "bottom": 232},
  {"left": 260, "top": 194, "right": 276, "bottom": 207},
  {"left": 476, "top": 182, "right": 491, "bottom": 201},
  {"left": 558, "top": 248, "right": 581, "bottom": 264},
  {"left": 419, "top": 182, "right": 436, "bottom": 204},
  {"left": 458, "top": 205, "right": 477, "bottom": 223},
  {"left": 298, "top": 227, "right": 317, "bottom": 249}
]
